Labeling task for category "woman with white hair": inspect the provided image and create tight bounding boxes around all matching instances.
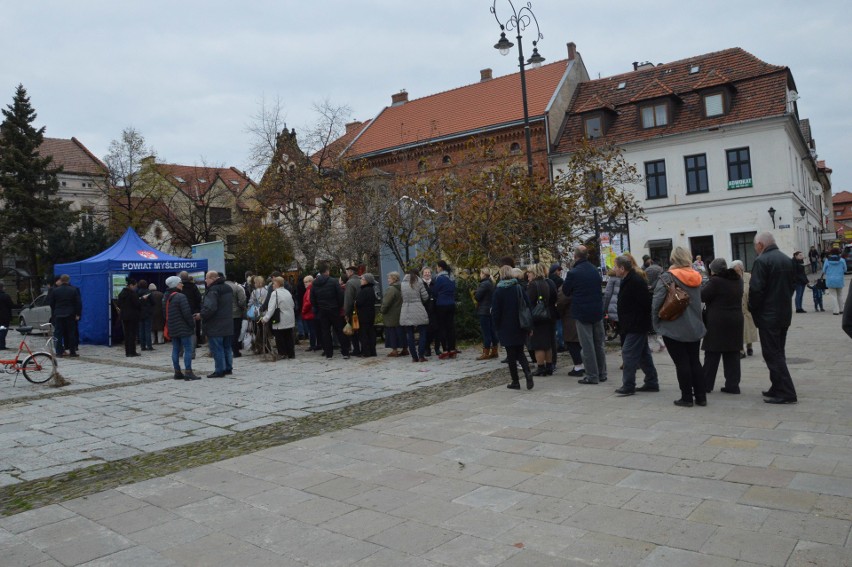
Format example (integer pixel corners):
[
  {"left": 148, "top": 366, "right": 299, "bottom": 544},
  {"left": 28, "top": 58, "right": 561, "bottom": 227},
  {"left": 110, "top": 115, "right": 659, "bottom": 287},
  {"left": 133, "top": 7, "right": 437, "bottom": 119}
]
[
  {"left": 651, "top": 246, "right": 707, "bottom": 407},
  {"left": 730, "top": 260, "right": 757, "bottom": 357}
]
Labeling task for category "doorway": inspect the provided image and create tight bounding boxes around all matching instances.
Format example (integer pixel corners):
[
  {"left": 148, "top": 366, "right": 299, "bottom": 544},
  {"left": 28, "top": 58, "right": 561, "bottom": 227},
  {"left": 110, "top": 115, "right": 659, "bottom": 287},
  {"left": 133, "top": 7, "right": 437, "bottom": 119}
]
[{"left": 689, "top": 235, "right": 715, "bottom": 265}]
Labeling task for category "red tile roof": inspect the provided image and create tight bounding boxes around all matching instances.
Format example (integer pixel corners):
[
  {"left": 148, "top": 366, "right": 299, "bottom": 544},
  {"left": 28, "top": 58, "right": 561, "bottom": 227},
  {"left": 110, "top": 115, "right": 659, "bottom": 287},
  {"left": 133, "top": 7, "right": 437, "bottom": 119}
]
[
  {"left": 40, "top": 137, "right": 107, "bottom": 175},
  {"left": 555, "top": 48, "right": 789, "bottom": 154},
  {"left": 312, "top": 120, "right": 371, "bottom": 166},
  {"left": 344, "top": 60, "right": 571, "bottom": 157},
  {"left": 155, "top": 163, "right": 256, "bottom": 205},
  {"left": 833, "top": 191, "right": 852, "bottom": 204}
]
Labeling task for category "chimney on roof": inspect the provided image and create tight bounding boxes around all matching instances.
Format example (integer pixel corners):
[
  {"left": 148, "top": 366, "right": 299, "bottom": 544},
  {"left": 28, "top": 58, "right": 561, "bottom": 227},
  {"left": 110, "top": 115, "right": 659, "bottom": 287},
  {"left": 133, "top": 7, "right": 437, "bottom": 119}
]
[
  {"left": 567, "top": 42, "right": 576, "bottom": 61},
  {"left": 632, "top": 61, "right": 655, "bottom": 71},
  {"left": 391, "top": 90, "right": 408, "bottom": 106},
  {"left": 345, "top": 120, "right": 363, "bottom": 134},
  {"left": 480, "top": 68, "right": 493, "bottom": 82}
]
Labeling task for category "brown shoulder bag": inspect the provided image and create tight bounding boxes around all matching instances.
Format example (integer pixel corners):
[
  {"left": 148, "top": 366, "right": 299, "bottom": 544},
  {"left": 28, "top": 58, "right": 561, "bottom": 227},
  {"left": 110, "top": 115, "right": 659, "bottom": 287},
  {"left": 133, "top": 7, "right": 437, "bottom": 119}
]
[{"left": 658, "top": 277, "right": 690, "bottom": 321}]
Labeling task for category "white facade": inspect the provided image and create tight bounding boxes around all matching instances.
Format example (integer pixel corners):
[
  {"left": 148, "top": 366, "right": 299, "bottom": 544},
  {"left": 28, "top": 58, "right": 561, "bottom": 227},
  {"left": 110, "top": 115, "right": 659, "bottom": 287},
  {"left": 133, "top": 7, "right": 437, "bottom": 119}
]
[{"left": 554, "top": 115, "right": 827, "bottom": 269}]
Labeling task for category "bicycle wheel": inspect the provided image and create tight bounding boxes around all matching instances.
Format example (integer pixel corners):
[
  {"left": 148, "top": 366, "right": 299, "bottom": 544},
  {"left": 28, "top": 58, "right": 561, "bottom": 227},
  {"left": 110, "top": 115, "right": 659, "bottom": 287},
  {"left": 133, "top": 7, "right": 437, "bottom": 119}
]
[{"left": 22, "top": 352, "right": 55, "bottom": 384}]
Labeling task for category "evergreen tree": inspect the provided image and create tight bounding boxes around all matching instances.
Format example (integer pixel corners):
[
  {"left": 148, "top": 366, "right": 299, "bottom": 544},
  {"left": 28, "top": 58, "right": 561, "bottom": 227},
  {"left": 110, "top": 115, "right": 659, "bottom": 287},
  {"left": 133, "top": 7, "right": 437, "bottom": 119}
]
[{"left": 0, "top": 84, "right": 77, "bottom": 276}]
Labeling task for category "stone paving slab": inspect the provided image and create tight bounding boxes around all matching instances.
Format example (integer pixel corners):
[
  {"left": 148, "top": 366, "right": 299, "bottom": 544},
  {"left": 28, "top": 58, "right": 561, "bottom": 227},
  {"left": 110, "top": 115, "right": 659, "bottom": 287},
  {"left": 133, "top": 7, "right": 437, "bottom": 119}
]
[
  {"left": 0, "top": 282, "right": 851, "bottom": 565},
  {"left": 0, "top": 344, "right": 504, "bottom": 486}
]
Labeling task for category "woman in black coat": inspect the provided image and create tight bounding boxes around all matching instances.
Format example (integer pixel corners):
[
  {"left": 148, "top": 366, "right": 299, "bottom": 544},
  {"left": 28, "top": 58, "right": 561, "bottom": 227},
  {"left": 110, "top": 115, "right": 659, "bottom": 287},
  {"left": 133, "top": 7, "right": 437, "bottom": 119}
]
[
  {"left": 491, "top": 265, "right": 534, "bottom": 390},
  {"left": 474, "top": 267, "right": 498, "bottom": 360},
  {"left": 701, "top": 258, "right": 744, "bottom": 394},
  {"left": 355, "top": 274, "right": 378, "bottom": 357},
  {"left": 527, "top": 263, "right": 557, "bottom": 376}
]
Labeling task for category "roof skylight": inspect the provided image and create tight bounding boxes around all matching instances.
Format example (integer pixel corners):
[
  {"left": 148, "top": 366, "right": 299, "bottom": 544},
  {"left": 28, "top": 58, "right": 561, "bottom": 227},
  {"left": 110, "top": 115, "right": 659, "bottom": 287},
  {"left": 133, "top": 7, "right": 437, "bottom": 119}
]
[
  {"left": 689, "top": 65, "right": 700, "bottom": 74},
  {"left": 174, "top": 176, "right": 185, "bottom": 183},
  {"left": 617, "top": 81, "right": 626, "bottom": 90}
]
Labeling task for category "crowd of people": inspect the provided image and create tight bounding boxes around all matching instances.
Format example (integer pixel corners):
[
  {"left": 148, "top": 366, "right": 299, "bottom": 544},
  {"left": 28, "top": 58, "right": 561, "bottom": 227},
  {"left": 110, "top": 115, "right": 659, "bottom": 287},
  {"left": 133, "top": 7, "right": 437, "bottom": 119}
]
[{"left": 13, "top": 232, "right": 851, "bottom": 399}]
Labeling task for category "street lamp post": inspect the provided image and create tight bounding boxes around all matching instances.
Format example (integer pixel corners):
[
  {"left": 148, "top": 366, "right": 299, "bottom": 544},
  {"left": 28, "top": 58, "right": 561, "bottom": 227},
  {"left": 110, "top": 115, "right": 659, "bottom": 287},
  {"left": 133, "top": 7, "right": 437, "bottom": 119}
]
[{"left": 491, "top": 0, "right": 544, "bottom": 179}]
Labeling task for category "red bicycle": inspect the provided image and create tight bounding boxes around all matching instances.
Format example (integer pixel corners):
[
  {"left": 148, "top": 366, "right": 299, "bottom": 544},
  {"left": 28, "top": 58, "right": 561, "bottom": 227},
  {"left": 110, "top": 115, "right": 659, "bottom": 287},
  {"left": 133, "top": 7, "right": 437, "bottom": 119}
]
[{"left": 1, "top": 327, "right": 56, "bottom": 384}]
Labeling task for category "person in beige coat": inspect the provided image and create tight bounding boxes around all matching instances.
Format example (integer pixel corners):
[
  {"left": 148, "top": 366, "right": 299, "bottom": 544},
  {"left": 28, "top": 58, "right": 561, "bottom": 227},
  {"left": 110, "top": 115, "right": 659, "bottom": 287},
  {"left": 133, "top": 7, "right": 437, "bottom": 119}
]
[{"left": 730, "top": 260, "right": 758, "bottom": 358}]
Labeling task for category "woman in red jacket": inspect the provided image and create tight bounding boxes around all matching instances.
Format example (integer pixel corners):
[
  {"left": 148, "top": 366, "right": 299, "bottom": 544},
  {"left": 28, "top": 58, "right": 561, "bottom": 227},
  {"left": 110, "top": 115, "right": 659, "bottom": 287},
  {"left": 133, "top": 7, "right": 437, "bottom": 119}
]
[{"left": 301, "top": 275, "right": 319, "bottom": 351}]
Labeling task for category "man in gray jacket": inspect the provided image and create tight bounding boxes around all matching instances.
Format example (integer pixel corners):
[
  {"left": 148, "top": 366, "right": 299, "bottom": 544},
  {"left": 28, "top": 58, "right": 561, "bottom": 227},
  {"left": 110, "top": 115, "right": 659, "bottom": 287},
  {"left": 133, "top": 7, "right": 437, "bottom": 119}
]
[
  {"left": 343, "top": 266, "right": 362, "bottom": 356},
  {"left": 201, "top": 271, "right": 234, "bottom": 378},
  {"left": 226, "top": 277, "right": 247, "bottom": 358}
]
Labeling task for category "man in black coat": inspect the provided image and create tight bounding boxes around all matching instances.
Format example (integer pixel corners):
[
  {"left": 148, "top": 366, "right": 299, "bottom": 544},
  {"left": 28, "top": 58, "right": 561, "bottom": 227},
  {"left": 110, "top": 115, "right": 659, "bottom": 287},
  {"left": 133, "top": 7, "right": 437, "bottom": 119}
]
[
  {"left": 748, "top": 232, "right": 797, "bottom": 404},
  {"left": 310, "top": 262, "right": 348, "bottom": 359},
  {"left": 613, "top": 256, "right": 658, "bottom": 396},
  {"left": 49, "top": 274, "right": 82, "bottom": 357},
  {"left": 201, "top": 271, "right": 234, "bottom": 378},
  {"left": 115, "top": 278, "right": 143, "bottom": 357},
  {"left": 0, "top": 282, "right": 13, "bottom": 350}
]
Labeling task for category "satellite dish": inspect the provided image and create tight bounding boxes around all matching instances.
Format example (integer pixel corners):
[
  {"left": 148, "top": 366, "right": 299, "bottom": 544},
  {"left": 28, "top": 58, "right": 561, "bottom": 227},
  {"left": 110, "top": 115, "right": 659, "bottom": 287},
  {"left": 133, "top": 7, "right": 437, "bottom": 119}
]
[{"left": 823, "top": 207, "right": 830, "bottom": 216}]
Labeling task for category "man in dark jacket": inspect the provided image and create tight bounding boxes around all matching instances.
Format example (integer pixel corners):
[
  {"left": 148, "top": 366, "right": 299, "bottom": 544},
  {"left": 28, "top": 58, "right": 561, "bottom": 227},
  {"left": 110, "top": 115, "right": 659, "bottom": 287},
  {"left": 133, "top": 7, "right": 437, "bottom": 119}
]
[
  {"left": 49, "top": 274, "right": 83, "bottom": 357},
  {"left": 343, "top": 266, "right": 362, "bottom": 356},
  {"left": 613, "top": 256, "right": 658, "bottom": 396},
  {"left": 201, "top": 271, "right": 234, "bottom": 377},
  {"left": 310, "top": 263, "right": 348, "bottom": 359},
  {"left": 643, "top": 255, "right": 663, "bottom": 292},
  {"left": 0, "top": 282, "right": 13, "bottom": 350},
  {"left": 562, "top": 246, "right": 607, "bottom": 384},
  {"left": 163, "top": 276, "right": 199, "bottom": 380},
  {"left": 748, "top": 232, "right": 797, "bottom": 404},
  {"left": 843, "top": 286, "right": 852, "bottom": 339},
  {"left": 137, "top": 279, "right": 155, "bottom": 351},
  {"left": 115, "top": 278, "right": 142, "bottom": 357}
]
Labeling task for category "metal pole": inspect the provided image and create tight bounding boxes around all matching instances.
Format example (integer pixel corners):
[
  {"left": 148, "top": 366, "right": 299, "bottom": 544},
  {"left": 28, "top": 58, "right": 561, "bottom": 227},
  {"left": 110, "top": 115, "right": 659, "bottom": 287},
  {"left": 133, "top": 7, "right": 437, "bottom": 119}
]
[
  {"left": 516, "top": 37, "right": 534, "bottom": 179},
  {"left": 624, "top": 211, "right": 630, "bottom": 251}
]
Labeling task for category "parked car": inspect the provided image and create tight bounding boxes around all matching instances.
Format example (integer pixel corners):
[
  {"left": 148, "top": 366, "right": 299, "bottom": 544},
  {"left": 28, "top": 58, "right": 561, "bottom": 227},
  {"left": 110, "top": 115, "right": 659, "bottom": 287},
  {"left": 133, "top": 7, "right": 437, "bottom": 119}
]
[
  {"left": 18, "top": 293, "right": 51, "bottom": 333},
  {"left": 843, "top": 245, "right": 852, "bottom": 270}
]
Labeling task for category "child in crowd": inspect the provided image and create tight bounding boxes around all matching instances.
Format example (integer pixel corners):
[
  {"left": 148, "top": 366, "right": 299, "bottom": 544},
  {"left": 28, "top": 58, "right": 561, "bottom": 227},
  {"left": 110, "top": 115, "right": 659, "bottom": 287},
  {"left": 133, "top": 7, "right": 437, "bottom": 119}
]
[{"left": 807, "top": 278, "right": 825, "bottom": 312}]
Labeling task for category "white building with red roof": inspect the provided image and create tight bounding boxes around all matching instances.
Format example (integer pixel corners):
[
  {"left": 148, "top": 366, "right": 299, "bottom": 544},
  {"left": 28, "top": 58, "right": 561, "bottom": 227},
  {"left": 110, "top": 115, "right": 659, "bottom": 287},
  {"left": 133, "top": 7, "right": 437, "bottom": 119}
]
[{"left": 551, "top": 47, "right": 832, "bottom": 269}]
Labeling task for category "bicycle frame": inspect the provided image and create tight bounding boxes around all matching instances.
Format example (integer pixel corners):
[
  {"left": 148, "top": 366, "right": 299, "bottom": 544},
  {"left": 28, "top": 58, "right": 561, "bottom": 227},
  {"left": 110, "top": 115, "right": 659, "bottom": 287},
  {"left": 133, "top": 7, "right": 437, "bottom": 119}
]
[{"left": 0, "top": 337, "right": 36, "bottom": 374}]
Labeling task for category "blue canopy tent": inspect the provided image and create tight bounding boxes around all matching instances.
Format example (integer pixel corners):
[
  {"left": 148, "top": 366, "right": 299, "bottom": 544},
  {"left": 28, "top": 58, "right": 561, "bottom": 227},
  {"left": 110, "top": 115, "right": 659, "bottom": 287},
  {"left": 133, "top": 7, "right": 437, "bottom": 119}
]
[{"left": 54, "top": 228, "right": 207, "bottom": 345}]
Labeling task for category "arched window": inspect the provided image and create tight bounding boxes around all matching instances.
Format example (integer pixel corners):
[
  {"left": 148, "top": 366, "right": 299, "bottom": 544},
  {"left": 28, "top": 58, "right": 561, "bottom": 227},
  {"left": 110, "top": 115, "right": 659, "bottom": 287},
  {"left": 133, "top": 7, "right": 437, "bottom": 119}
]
[
  {"left": 442, "top": 155, "right": 452, "bottom": 165},
  {"left": 418, "top": 159, "right": 427, "bottom": 172},
  {"left": 510, "top": 142, "right": 522, "bottom": 155}
]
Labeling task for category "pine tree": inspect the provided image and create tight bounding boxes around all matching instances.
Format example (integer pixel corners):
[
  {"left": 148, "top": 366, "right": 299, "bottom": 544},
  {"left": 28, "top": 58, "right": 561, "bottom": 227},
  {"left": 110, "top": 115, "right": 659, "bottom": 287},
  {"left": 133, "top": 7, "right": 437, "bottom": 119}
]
[{"left": 0, "top": 84, "right": 77, "bottom": 276}]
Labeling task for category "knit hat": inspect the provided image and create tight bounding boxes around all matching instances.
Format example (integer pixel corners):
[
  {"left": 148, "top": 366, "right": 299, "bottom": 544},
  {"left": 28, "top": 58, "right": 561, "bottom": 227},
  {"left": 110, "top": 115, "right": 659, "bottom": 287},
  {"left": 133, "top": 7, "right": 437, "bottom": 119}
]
[
  {"left": 642, "top": 255, "right": 651, "bottom": 261},
  {"left": 166, "top": 276, "right": 182, "bottom": 289},
  {"left": 361, "top": 273, "right": 376, "bottom": 285},
  {"left": 708, "top": 257, "right": 728, "bottom": 275},
  {"left": 549, "top": 263, "right": 562, "bottom": 275},
  {"left": 148, "top": 283, "right": 157, "bottom": 291}
]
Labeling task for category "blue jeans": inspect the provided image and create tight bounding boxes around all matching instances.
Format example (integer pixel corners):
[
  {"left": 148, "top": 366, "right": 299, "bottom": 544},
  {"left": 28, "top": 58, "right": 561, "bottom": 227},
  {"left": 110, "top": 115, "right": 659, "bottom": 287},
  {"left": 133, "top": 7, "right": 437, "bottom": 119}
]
[
  {"left": 478, "top": 315, "right": 498, "bottom": 348},
  {"left": 223, "top": 336, "right": 233, "bottom": 372},
  {"left": 208, "top": 336, "right": 232, "bottom": 374},
  {"left": 621, "top": 332, "right": 658, "bottom": 390},
  {"left": 171, "top": 335, "right": 193, "bottom": 372},
  {"left": 139, "top": 318, "right": 152, "bottom": 349},
  {"left": 794, "top": 284, "right": 805, "bottom": 311},
  {"left": 575, "top": 319, "right": 607, "bottom": 382},
  {"left": 405, "top": 325, "right": 428, "bottom": 360}
]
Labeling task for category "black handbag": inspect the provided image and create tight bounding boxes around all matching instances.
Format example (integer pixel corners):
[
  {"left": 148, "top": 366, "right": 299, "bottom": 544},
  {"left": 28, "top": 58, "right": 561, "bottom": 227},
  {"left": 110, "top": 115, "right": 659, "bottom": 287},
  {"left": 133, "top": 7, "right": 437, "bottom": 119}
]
[
  {"left": 516, "top": 285, "right": 533, "bottom": 330},
  {"left": 530, "top": 281, "right": 552, "bottom": 324}
]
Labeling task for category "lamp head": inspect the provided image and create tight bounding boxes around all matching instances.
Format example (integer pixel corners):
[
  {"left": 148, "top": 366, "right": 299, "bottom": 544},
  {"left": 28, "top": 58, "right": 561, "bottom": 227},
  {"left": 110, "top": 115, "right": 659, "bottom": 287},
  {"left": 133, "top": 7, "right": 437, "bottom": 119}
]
[
  {"left": 799, "top": 206, "right": 807, "bottom": 217},
  {"left": 494, "top": 32, "right": 513, "bottom": 55},
  {"left": 527, "top": 46, "right": 545, "bottom": 69}
]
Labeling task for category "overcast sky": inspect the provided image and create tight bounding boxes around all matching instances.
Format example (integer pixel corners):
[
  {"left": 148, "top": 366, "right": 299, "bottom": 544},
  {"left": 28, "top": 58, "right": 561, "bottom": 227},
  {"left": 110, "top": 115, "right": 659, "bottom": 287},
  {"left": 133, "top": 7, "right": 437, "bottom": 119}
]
[{"left": 2, "top": 1, "right": 849, "bottom": 191}]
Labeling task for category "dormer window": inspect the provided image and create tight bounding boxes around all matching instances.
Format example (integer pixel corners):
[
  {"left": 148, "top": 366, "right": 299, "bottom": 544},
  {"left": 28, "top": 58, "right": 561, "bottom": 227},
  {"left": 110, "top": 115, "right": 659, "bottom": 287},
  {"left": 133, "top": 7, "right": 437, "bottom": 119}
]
[
  {"left": 584, "top": 114, "right": 603, "bottom": 139},
  {"left": 703, "top": 92, "right": 725, "bottom": 117},
  {"left": 640, "top": 103, "right": 668, "bottom": 129}
]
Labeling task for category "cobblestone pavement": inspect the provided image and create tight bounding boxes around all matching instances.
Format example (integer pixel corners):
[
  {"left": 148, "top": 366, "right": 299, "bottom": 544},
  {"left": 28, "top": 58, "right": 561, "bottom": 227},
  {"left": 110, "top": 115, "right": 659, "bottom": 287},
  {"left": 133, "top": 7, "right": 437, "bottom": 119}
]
[
  {"left": 1, "top": 282, "right": 851, "bottom": 565},
  {"left": 0, "top": 341, "right": 505, "bottom": 487}
]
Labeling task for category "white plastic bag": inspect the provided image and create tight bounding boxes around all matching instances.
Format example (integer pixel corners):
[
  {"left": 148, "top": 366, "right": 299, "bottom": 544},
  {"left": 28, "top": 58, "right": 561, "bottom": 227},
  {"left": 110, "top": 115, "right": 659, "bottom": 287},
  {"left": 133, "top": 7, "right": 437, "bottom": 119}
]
[
  {"left": 239, "top": 319, "right": 249, "bottom": 342},
  {"left": 242, "top": 331, "right": 253, "bottom": 351}
]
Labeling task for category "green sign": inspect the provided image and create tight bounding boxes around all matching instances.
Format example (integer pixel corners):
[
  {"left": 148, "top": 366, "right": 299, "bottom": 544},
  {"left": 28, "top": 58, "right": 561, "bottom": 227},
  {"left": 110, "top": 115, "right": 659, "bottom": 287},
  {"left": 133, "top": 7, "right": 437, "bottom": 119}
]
[
  {"left": 728, "top": 178, "right": 753, "bottom": 189},
  {"left": 111, "top": 273, "right": 129, "bottom": 299}
]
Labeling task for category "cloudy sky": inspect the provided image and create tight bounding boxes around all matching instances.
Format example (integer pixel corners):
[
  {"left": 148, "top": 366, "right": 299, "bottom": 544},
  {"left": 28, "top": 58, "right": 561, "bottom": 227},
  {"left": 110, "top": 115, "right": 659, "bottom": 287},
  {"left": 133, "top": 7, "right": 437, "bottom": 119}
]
[{"left": 2, "top": 1, "right": 849, "bottom": 191}]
